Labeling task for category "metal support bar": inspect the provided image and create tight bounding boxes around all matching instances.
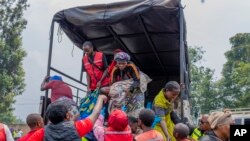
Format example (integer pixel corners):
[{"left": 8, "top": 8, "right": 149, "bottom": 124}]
[
  {"left": 89, "top": 32, "right": 180, "bottom": 42},
  {"left": 106, "top": 25, "right": 142, "bottom": 68},
  {"left": 132, "top": 49, "right": 179, "bottom": 55},
  {"left": 179, "top": 5, "right": 185, "bottom": 120},
  {"left": 50, "top": 66, "right": 87, "bottom": 87},
  {"left": 138, "top": 15, "right": 167, "bottom": 74},
  {"left": 64, "top": 82, "right": 86, "bottom": 93},
  {"left": 76, "top": 52, "right": 85, "bottom": 105},
  {"left": 44, "top": 21, "right": 55, "bottom": 120}
]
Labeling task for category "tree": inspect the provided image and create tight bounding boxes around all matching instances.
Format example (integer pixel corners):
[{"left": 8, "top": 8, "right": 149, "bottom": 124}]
[
  {"left": 189, "top": 47, "right": 221, "bottom": 115},
  {"left": 0, "top": 0, "right": 28, "bottom": 123},
  {"left": 220, "top": 33, "right": 250, "bottom": 108}
]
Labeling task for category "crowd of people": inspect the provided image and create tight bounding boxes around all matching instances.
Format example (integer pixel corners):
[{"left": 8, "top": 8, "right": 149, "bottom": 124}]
[{"left": 0, "top": 41, "right": 235, "bottom": 141}]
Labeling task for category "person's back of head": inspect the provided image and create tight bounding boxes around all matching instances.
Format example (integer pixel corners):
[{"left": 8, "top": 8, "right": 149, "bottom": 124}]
[
  {"left": 106, "top": 110, "right": 133, "bottom": 141},
  {"left": 174, "top": 123, "right": 190, "bottom": 140},
  {"left": 45, "top": 103, "right": 81, "bottom": 141},
  {"left": 138, "top": 109, "right": 155, "bottom": 128},
  {"left": 46, "top": 103, "right": 69, "bottom": 124},
  {"left": 108, "top": 109, "right": 129, "bottom": 131},
  {"left": 26, "top": 113, "right": 44, "bottom": 130}
]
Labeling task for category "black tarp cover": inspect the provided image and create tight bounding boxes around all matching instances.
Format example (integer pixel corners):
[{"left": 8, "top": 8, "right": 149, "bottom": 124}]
[{"left": 53, "top": 0, "right": 187, "bottom": 96}]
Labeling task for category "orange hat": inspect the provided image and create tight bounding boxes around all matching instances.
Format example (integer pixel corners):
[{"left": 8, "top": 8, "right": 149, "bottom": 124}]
[{"left": 108, "top": 109, "right": 128, "bottom": 131}]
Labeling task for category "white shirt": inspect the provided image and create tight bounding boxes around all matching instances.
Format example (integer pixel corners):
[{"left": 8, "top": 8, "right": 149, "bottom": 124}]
[
  {"left": 17, "top": 130, "right": 23, "bottom": 138},
  {"left": 3, "top": 124, "right": 14, "bottom": 141}
]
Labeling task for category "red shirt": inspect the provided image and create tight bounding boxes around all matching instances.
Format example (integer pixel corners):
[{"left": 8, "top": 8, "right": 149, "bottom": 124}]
[
  {"left": 17, "top": 129, "right": 39, "bottom": 141},
  {"left": 27, "top": 118, "right": 93, "bottom": 141},
  {"left": 45, "top": 80, "right": 73, "bottom": 102},
  {"left": 0, "top": 123, "right": 6, "bottom": 141}
]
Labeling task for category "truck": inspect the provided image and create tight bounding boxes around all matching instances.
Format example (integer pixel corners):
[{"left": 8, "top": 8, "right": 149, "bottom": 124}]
[
  {"left": 210, "top": 108, "right": 250, "bottom": 125},
  {"left": 41, "top": 0, "right": 192, "bottom": 122}
]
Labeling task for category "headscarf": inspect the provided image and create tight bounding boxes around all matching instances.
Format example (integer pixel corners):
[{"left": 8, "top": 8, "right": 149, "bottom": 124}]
[
  {"left": 208, "top": 110, "right": 233, "bottom": 129},
  {"left": 114, "top": 52, "right": 130, "bottom": 62},
  {"left": 153, "top": 90, "right": 172, "bottom": 110},
  {"left": 108, "top": 109, "right": 128, "bottom": 131},
  {"left": 50, "top": 75, "right": 63, "bottom": 81}
]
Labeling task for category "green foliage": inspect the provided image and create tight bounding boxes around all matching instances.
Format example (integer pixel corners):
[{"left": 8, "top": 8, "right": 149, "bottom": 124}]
[
  {"left": 220, "top": 33, "right": 250, "bottom": 108},
  {"left": 189, "top": 33, "right": 250, "bottom": 115},
  {"left": 0, "top": 0, "right": 28, "bottom": 124},
  {"left": 189, "top": 47, "right": 221, "bottom": 114}
]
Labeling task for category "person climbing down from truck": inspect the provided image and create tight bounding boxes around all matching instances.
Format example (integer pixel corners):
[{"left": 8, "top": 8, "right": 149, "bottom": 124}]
[
  {"left": 82, "top": 41, "right": 110, "bottom": 92},
  {"left": 107, "top": 52, "right": 151, "bottom": 117},
  {"left": 99, "top": 48, "right": 123, "bottom": 94},
  {"left": 41, "top": 75, "right": 73, "bottom": 102},
  {"left": 110, "top": 52, "right": 140, "bottom": 89},
  {"left": 153, "top": 81, "right": 181, "bottom": 141}
]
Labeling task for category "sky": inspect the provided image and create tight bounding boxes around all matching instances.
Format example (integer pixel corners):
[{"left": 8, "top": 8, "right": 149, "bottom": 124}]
[{"left": 13, "top": 0, "right": 250, "bottom": 121}]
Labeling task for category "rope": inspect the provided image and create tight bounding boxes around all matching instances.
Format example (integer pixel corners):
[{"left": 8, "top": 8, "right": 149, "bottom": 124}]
[
  {"left": 71, "top": 44, "right": 75, "bottom": 57},
  {"left": 57, "top": 25, "right": 63, "bottom": 43}
]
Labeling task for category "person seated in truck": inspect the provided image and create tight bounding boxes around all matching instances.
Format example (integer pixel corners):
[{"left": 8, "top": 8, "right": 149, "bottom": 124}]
[{"left": 153, "top": 81, "right": 181, "bottom": 141}]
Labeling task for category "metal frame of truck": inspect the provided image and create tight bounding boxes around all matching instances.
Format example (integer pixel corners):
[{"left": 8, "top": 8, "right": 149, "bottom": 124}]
[{"left": 42, "top": 0, "right": 191, "bottom": 120}]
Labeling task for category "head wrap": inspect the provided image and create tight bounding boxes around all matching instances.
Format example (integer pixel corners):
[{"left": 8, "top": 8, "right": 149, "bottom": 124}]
[
  {"left": 208, "top": 110, "right": 233, "bottom": 129},
  {"left": 114, "top": 52, "right": 130, "bottom": 62},
  {"left": 50, "top": 75, "right": 63, "bottom": 81},
  {"left": 108, "top": 109, "right": 128, "bottom": 131}
]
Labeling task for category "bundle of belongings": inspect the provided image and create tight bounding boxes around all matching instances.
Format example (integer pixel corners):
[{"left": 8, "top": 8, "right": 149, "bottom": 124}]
[{"left": 108, "top": 71, "right": 151, "bottom": 117}]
